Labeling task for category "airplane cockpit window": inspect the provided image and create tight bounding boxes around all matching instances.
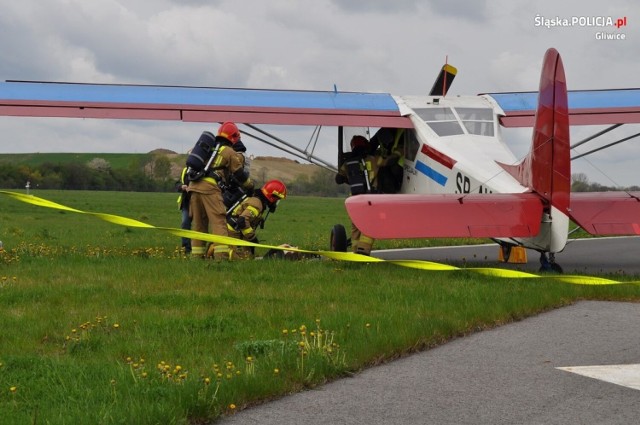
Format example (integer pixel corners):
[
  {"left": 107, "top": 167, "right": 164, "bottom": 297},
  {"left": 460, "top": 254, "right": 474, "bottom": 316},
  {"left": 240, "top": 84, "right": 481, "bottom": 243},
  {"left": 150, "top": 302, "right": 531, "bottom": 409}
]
[
  {"left": 414, "top": 107, "right": 464, "bottom": 137},
  {"left": 414, "top": 106, "right": 494, "bottom": 137},
  {"left": 456, "top": 107, "right": 494, "bottom": 136}
]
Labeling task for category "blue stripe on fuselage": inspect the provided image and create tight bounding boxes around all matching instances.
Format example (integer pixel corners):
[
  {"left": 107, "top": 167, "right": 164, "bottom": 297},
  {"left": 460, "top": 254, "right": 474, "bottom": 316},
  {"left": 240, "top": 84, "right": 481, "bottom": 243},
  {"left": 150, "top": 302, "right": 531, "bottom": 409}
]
[{"left": 415, "top": 160, "right": 448, "bottom": 186}]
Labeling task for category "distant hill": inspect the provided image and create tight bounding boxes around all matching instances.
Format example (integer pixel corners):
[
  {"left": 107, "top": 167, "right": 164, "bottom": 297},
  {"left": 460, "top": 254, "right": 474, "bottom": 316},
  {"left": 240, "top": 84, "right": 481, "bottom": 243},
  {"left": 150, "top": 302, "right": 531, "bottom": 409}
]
[
  {"left": 0, "top": 151, "right": 326, "bottom": 184},
  {"left": 249, "top": 156, "right": 323, "bottom": 184}
]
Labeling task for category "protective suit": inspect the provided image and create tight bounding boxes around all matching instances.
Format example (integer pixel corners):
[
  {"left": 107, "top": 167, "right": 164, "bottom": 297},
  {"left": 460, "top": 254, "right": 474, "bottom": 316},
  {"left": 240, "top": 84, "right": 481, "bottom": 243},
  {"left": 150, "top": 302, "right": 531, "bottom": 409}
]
[
  {"left": 335, "top": 135, "right": 379, "bottom": 255},
  {"left": 187, "top": 122, "right": 253, "bottom": 260}
]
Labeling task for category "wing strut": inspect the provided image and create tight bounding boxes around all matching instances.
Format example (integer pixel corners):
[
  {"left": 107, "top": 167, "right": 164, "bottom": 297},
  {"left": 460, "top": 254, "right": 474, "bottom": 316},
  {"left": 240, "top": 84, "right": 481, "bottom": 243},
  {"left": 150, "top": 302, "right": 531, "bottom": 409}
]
[
  {"left": 571, "top": 124, "right": 622, "bottom": 150},
  {"left": 243, "top": 124, "right": 337, "bottom": 171},
  {"left": 571, "top": 131, "right": 640, "bottom": 160},
  {"left": 303, "top": 126, "right": 323, "bottom": 162}
]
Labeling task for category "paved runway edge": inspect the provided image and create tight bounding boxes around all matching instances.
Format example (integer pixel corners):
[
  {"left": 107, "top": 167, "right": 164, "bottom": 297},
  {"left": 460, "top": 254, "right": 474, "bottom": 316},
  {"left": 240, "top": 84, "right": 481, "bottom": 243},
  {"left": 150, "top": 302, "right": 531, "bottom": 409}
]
[{"left": 218, "top": 301, "right": 640, "bottom": 425}]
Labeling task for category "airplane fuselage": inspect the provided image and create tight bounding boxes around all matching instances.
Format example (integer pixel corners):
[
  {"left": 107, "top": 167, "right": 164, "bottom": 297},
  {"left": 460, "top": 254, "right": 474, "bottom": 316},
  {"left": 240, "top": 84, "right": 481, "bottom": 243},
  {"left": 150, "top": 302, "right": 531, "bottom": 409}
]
[{"left": 392, "top": 94, "right": 569, "bottom": 253}]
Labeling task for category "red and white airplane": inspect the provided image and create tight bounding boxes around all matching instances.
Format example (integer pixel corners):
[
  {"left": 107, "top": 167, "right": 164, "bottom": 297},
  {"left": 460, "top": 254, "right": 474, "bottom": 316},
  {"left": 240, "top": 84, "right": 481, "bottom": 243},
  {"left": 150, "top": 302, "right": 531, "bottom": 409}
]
[{"left": 1, "top": 48, "right": 639, "bottom": 272}]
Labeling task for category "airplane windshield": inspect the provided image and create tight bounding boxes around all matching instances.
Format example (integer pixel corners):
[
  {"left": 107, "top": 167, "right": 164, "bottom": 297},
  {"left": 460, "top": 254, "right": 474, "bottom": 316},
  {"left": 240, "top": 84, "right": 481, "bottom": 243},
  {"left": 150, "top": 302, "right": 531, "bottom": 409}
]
[
  {"left": 456, "top": 107, "right": 494, "bottom": 136},
  {"left": 415, "top": 107, "right": 464, "bottom": 137},
  {"left": 414, "top": 106, "right": 494, "bottom": 137}
]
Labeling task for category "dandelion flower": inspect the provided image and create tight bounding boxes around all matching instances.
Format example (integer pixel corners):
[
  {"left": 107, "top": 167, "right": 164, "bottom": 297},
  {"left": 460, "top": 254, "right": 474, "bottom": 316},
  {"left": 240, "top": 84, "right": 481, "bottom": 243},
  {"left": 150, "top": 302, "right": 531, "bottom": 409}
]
[
  {"left": 9, "top": 386, "right": 17, "bottom": 393},
  {"left": 229, "top": 404, "right": 236, "bottom": 410}
]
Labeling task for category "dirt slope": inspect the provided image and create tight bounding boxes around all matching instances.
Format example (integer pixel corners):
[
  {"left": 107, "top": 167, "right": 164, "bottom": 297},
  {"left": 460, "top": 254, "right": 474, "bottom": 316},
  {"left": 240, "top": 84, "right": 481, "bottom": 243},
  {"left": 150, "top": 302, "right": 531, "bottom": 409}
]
[{"left": 248, "top": 156, "right": 323, "bottom": 183}]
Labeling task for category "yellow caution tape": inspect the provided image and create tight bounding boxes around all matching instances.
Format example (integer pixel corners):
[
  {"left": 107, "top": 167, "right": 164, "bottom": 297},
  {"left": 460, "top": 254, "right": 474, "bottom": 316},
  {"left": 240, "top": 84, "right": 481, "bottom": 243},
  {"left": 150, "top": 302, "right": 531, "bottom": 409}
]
[{"left": 0, "top": 190, "right": 635, "bottom": 286}]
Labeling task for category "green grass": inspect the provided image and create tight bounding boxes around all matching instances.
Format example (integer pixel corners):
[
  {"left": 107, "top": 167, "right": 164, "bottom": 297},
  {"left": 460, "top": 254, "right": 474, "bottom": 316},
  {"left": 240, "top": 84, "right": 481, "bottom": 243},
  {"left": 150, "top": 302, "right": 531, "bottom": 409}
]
[
  {"left": 0, "top": 190, "right": 488, "bottom": 253},
  {"left": 1, "top": 190, "right": 639, "bottom": 424},
  {"left": 0, "top": 152, "right": 162, "bottom": 170}
]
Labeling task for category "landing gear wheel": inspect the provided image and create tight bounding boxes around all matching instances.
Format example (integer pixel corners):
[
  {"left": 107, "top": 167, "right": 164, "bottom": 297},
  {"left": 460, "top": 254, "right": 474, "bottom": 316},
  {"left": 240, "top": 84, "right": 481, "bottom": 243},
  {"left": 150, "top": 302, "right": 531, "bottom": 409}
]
[
  {"left": 330, "top": 224, "right": 348, "bottom": 252},
  {"left": 549, "top": 263, "right": 563, "bottom": 273},
  {"left": 539, "top": 252, "right": 563, "bottom": 274}
]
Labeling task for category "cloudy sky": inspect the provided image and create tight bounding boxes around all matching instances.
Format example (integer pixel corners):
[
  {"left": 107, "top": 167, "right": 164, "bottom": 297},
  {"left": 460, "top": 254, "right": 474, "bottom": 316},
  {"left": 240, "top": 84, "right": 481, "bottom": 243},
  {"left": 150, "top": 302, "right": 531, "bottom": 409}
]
[{"left": 0, "top": 0, "right": 638, "bottom": 185}]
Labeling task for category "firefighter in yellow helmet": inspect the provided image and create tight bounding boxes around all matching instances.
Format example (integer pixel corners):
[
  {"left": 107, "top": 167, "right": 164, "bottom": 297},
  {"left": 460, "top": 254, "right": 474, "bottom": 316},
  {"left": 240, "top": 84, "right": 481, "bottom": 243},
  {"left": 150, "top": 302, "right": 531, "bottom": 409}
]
[
  {"left": 187, "top": 122, "right": 253, "bottom": 260},
  {"left": 225, "top": 179, "right": 287, "bottom": 259},
  {"left": 335, "top": 135, "right": 379, "bottom": 255}
]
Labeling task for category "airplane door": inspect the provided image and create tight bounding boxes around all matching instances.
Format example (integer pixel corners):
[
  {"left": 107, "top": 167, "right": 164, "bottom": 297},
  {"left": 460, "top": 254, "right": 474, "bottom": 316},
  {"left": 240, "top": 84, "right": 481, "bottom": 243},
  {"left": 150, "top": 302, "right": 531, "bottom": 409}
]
[{"left": 339, "top": 126, "right": 374, "bottom": 167}]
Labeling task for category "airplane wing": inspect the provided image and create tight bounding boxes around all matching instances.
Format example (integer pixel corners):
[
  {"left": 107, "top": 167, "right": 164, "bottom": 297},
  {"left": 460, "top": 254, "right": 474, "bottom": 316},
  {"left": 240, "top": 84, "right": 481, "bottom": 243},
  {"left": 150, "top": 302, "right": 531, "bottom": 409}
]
[
  {"left": 345, "top": 193, "right": 544, "bottom": 239},
  {"left": 569, "top": 192, "right": 640, "bottom": 235},
  {"left": 485, "top": 89, "right": 640, "bottom": 127},
  {"left": 0, "top": 80, "right": 413, "bottom": 128},
  {"left": 5, "top": 81, "right": 639, "bottom": 129}
]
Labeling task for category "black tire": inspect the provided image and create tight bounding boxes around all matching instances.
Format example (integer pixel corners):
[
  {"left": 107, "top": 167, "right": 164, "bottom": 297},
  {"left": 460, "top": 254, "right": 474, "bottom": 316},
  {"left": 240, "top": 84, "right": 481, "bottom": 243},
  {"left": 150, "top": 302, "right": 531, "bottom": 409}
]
[
  {"left": 550, "top": 263, "right": 564, "bottom": 274},
  {"left": 539, "top": 262, "right": 564, "bottom": 274},
  {"left": 500, "top": 244, "right": 512, "bottom": 262},
  {"left": 330, "top": 224, "right": 348, "bottom": 252}
]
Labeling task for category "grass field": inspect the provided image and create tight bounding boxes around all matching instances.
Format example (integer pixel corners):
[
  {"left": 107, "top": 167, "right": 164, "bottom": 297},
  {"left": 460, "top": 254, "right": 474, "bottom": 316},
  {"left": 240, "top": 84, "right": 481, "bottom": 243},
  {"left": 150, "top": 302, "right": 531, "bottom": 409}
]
[
  {"left": 1, "top": 190, "right": 639, "bottom": 424},
  {"left": 0, "top": 152, "right": 158, "bottom": 170}
]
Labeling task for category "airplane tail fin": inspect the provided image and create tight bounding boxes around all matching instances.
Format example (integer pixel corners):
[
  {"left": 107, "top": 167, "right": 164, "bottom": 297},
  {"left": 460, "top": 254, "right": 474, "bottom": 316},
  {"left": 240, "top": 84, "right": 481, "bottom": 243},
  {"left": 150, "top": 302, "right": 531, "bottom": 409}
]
[{"left": 501, "top": 48, "right": 571, "bottom": 216}]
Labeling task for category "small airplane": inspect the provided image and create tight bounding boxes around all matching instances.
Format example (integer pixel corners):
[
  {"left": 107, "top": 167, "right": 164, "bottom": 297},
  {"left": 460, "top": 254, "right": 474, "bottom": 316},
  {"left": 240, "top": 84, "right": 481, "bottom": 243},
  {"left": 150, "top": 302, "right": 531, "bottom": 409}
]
[{"left": 1, "top": 47, "right": 640, "bottom": 272}]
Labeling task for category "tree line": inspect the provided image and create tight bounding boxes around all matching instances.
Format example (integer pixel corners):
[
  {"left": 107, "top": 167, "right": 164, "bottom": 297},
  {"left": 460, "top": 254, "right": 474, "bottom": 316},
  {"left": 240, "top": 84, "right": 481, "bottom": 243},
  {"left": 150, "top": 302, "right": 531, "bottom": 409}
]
[
  {"left": 0, "top": 157, "right": 350, "bottom": 196},
  {"left": 571, "top": 173, "right": 640, "bottom": 192},
  {"left": 2, "top": 157, "right": 632, "bottom": 196},
  {"left": 0, "top": 161, "right": 169, "bottom": 192}
]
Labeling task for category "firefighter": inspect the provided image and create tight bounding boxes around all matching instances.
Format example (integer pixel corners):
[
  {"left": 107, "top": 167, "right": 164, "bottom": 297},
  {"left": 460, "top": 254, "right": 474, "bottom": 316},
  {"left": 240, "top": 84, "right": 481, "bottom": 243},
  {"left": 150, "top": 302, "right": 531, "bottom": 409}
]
[
  {"left": 371, "top": 127, "right": 404, "bottom": 194},
  {"left": 187, "top": 122, "right": 253, "bottom": 260},
  {"left": 335, "top": 135, "right": 379, "bottom": 255},
  {"left": 225, "top": 179, "right": 287, "bottom": 260},
  {"left": 175, "top": 165, "right": 192, "bottom": 254}
]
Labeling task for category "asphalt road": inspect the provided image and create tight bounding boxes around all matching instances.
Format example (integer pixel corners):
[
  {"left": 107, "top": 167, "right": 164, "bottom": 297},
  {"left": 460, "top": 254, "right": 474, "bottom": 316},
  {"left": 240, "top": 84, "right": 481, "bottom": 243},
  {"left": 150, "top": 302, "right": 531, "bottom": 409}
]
[
  {"left": 216, "top": 239, "right": 640, "bottom": 424},
  {"left": 217, "top": 301, "right": 640, "bottom": 425},
  {"left": 373, "top": 236, "right": 640, "bottom": 276}
]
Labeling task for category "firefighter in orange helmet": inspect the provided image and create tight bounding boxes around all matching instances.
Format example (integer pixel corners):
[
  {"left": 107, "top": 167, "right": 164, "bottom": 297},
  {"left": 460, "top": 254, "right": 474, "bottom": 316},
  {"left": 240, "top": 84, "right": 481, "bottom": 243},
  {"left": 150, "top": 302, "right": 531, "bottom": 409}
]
[
  {"left": 335, "top": 135, "right": 379, "bottom": 255},
  {"left": 188, "top": 122, "right": 254, "bottom": 260},
  {"left": 226, "top": 179, "right": 287, "bottom": 259}
]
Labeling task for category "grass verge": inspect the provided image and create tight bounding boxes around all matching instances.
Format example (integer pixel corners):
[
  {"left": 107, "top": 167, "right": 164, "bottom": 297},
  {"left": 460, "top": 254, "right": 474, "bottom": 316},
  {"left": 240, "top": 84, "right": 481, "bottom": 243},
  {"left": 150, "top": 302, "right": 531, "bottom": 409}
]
[{"left": 0, "top": 190, "right": 639, "bottom": 424}]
